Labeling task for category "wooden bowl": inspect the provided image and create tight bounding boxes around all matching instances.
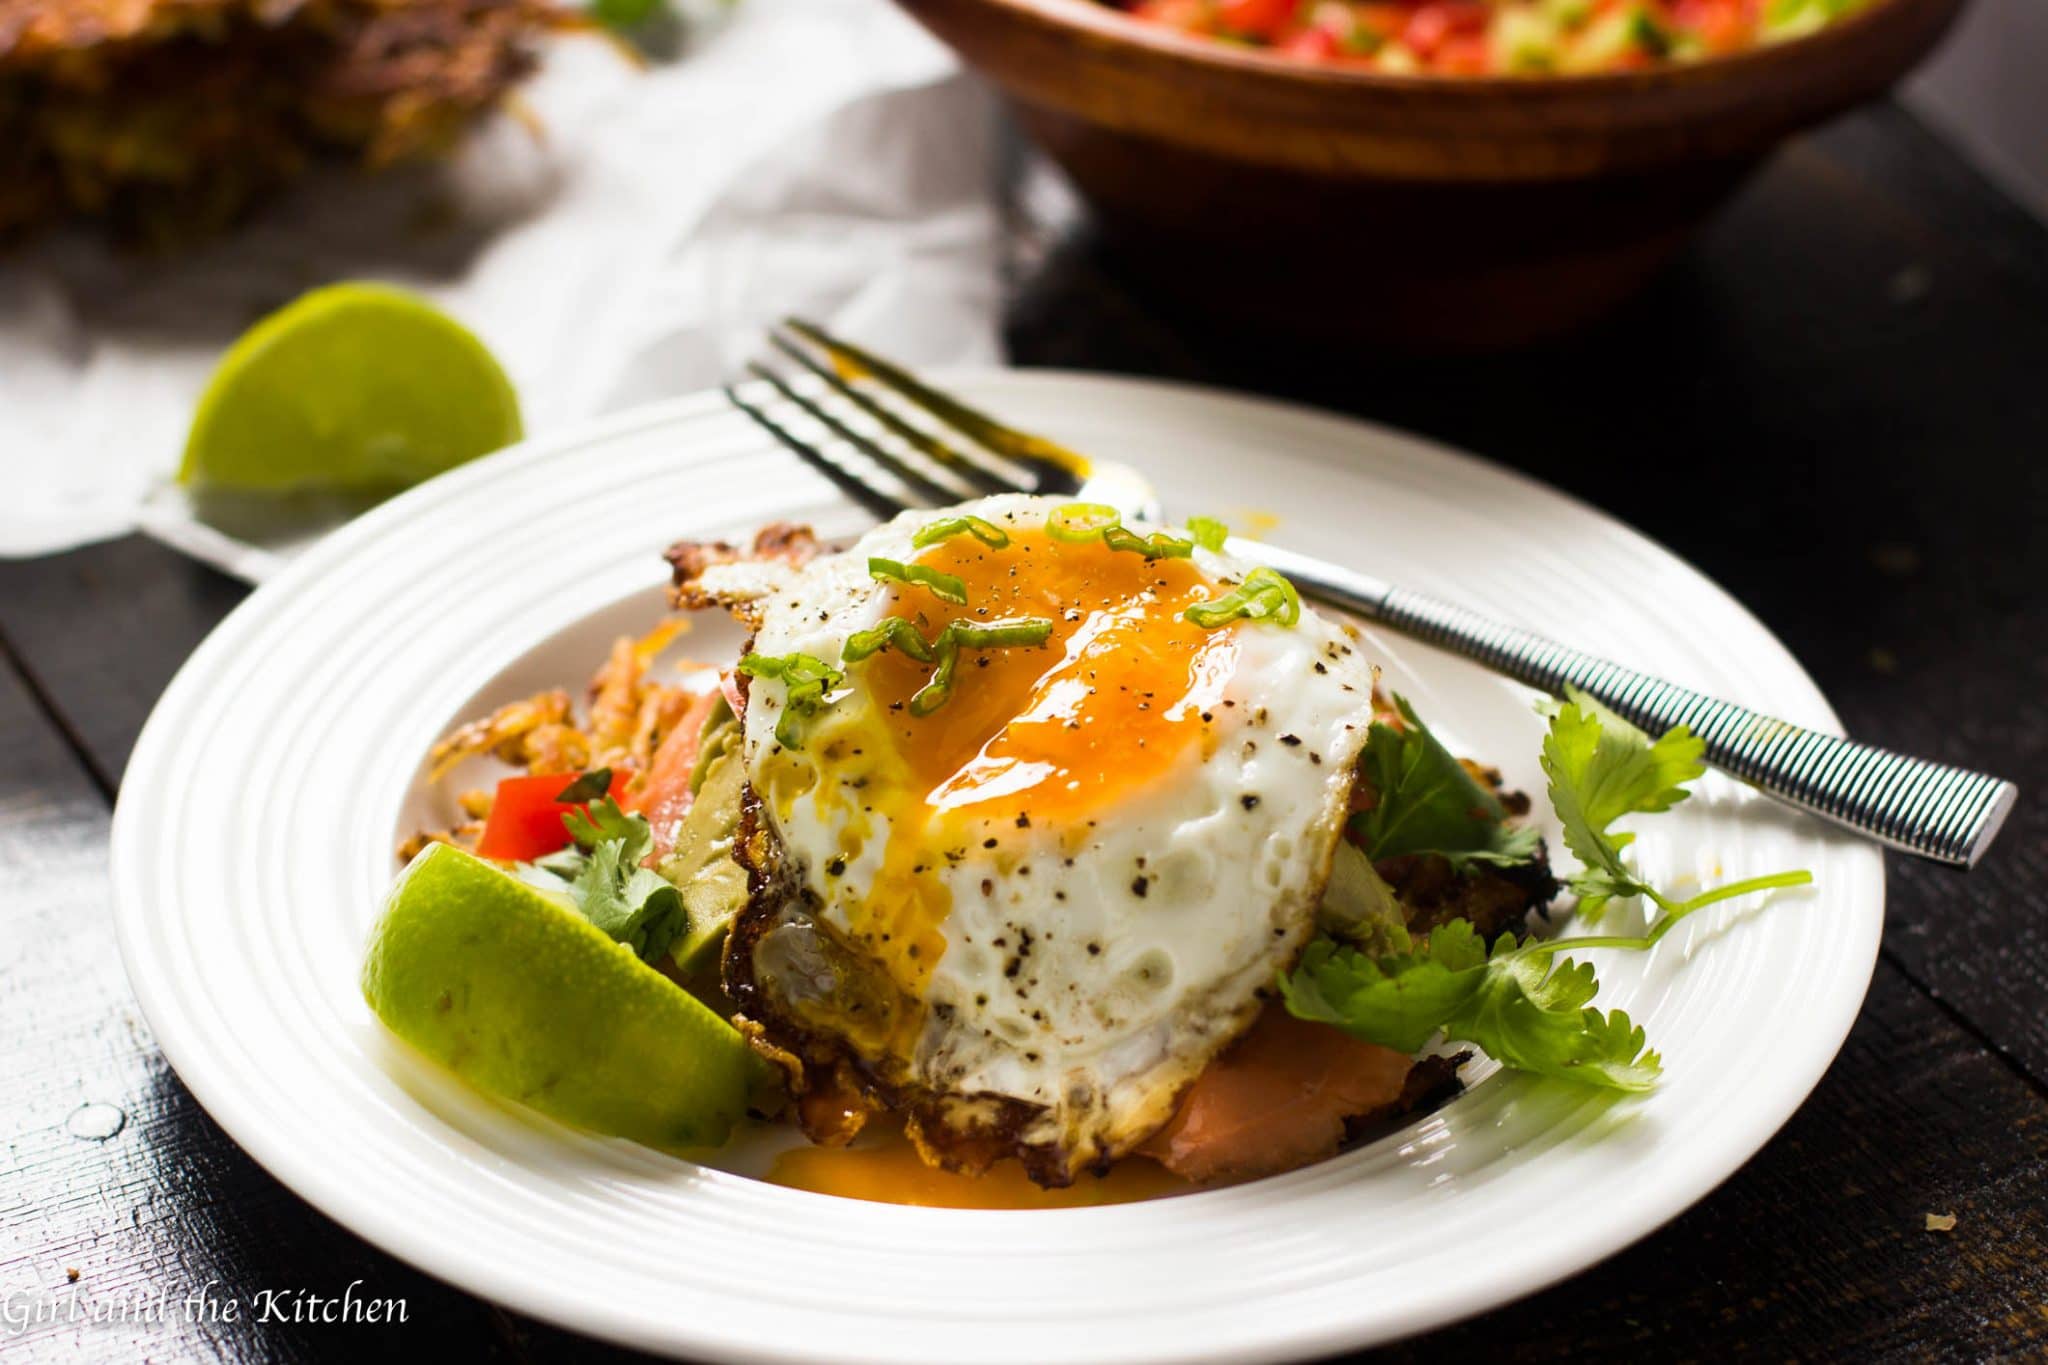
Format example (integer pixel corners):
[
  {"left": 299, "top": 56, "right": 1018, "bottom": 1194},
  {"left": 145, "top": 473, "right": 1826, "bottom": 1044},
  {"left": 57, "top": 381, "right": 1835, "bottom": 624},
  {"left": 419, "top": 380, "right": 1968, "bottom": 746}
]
[{"left": 893, "top": 0, "right": 1968, "bottom": 345}]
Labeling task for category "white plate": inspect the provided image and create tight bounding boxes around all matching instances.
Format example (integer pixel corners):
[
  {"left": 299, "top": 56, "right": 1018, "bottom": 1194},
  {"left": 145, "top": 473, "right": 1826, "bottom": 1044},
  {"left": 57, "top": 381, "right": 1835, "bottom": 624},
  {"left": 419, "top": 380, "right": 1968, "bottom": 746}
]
[{"left": 112, "top": 372, "right": 1879, "bottom": 1364}]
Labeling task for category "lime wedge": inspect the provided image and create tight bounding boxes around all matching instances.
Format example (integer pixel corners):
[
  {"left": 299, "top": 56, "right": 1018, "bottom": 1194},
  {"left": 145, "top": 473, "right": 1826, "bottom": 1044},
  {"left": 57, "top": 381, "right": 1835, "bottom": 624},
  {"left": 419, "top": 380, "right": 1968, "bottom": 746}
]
[
  {"left": 180, "top": 283, "right": 521, "bottom": 495},
  {"left": 362, "top": 843, "right": 769, "bottom": 1153}
]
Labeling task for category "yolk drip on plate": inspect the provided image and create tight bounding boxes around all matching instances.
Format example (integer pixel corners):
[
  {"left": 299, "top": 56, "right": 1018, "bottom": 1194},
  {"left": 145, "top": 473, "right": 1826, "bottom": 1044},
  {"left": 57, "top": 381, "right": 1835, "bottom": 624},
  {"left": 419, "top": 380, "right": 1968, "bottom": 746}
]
[
  {"left": 767, "top": 1124, "right": 1193, "bottom": 1208},
  {"left": 862, "top": 529, "right": 1239, "bottom": 828}
]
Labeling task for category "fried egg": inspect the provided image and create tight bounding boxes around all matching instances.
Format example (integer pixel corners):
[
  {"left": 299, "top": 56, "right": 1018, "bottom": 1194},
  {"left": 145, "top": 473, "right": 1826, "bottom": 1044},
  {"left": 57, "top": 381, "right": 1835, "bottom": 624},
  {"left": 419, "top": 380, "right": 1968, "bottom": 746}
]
[{"left": 724, "top": 494, "right": 1379, "bottom": 1184}]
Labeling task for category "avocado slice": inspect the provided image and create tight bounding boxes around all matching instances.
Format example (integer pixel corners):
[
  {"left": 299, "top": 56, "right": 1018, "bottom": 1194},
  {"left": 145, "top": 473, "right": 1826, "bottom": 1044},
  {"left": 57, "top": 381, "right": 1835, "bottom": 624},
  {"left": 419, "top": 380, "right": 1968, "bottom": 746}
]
[{"left": 659, "top": 707, "right": 751, "bottom": 974}]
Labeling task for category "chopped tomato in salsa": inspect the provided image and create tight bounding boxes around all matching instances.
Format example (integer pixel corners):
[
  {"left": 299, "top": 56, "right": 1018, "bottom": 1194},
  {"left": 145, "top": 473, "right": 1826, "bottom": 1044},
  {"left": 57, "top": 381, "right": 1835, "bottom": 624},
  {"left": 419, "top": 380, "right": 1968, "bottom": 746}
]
[{"left": 1115, "top": 0, "right": 1867, "bottom": 75}]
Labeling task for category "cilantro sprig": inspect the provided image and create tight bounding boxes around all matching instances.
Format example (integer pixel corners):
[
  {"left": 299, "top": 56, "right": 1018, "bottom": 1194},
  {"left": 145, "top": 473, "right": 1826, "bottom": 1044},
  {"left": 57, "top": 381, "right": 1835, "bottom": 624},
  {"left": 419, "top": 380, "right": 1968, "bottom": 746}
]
[
  {"left": 1282, "top": 696, "right": 1814, "bottom": 1091},
  {"left": 522, "top": 786, "right": 687, "bottom": 965},
  {"left": 1541, "top": 693, "right": 1705, "bottom": 921},
  {"left": 1284, "top": 922, "right": 1664, "bottom": 1090}
]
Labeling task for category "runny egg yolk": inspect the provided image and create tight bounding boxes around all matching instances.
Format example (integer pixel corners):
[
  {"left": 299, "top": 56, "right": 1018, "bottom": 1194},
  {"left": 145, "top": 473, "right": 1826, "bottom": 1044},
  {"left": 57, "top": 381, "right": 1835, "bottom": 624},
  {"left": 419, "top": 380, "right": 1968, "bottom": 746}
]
[{"left": 861, "top": 529, "right": 1239, "bottom": 828}]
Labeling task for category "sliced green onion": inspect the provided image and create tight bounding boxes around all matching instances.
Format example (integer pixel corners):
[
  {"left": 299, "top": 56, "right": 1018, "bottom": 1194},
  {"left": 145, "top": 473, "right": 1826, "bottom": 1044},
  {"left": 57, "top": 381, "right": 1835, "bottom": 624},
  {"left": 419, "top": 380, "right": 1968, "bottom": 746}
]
[
  {"left": 1102, "top": 525, "right": 1194, "bottom": 560},
  {"left": 843, "top": 617, "right": 937, "bottom": 664},
  {"left": 1047, "top": 502, "right": 1122, "bottom": 543},
  {"left": 946, "top": 617, "right": 1055, "bottom": 650},
  {"left": 736, "top": 652, "right": 846, "bottom": 748},
  {"left": 737, "top": 652, "right": 844, "bottom": 688},
  {"left": 1183, "top": 567, "right": 1302, "bottom": 630},
  {"left": 910, "top": 635, "right": 960, "bottom": 716},
  {"left": 869, "top": 557, "right": 968, "bottom": 605},
  {"left": 912, "top": 514, "right": 1010, "bottom": 550},
  {"left": 902, "top": 617, "right": 1054, "bottom": 717},
  {"left": 1186, "top": 516, "right": 1229, "bottom": 552}
]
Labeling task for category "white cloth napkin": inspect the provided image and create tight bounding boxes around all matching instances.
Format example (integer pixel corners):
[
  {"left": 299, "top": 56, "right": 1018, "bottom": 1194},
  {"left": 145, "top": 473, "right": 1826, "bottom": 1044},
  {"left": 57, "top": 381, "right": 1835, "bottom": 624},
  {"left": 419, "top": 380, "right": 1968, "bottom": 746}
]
[{"left": 0, "top": 0, "right": 1001, "bottom": 578}]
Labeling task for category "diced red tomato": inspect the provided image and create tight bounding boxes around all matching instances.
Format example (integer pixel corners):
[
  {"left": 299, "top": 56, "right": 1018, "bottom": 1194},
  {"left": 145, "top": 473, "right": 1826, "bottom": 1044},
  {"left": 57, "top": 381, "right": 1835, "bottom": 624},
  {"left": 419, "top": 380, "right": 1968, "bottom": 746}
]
[
  {"left": 1279, "top": 24, "right": 1340, "bottom": 57},
  {"left": 1402, "top": 1, "right": 1486, "bottom": 57},
  {"left": 1675, "top": 0, "right": 1753, "bottom": 51},
  {"left": 1217, "top": 0, "right": 1299, "bottom": 38},
  {"left": 1133, "top": 0, "right": 1216, "bottom": 27},
  {"left": 1434, "top": 32, "right": 1493, "bottom": 71},
  {"left": 473, "top": 769, "right": 628, "bottom": 863}
]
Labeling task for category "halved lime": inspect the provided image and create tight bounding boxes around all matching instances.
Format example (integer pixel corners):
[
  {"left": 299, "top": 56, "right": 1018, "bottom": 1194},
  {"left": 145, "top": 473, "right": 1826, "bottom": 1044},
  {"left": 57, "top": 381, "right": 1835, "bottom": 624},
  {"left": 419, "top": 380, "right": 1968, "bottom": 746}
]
[
  {"left": 180, "top": 283, "right": 521, "bottom": 494},
  {"left": 362, "top": 843, "right": 770, "bottom": 1153}
]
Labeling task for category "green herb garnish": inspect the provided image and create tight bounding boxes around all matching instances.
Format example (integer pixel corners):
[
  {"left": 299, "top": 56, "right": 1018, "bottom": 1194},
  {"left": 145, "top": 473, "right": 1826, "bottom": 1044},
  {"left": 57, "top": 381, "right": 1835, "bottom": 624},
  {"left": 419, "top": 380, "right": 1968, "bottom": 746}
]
[
  {"left": 881, "top": 616, "right": 1054, "bottom": 716},
  {"left": 912, "top": 515, "right": 1010, "bottom": 550},
  {"left": 1630, "top": 8, "right": 1672, "bottom": 54},
  {"left": 1186, "top": 516, "right": 1230, "bottom": 552},
  {"left": 1283, "top": 924, "right": 1663, "bottom": 1090},
  {"left": 522, "top": 796, "right": 687, "bottom": 965},
  {"left": 944, "top": 618, "right": 1055, "bottom": 650},
  {"left": 1103, "top": 525, "right": 1194, "bottom": 560},
  {"left": 551, "top": 766, "right": 614, "bottom": 805},
  {"left": 736, "top": 651, "right": 845, "bottom": 749},
  {"left": 1281, "top": 697, "right": 1813, "bottom": 1091},
  {"left": 1351, "top": 696, "right": 1541, "bottom": 870},
  {"left": 1046, "top": 502, "right": 1122, "bottom": 543},
  {"left": 587, "top": 0, "right": 666, "bottom": 30},
  {"left": 1183, "top": 566, "right": 1301, "bottom": 629},
  {"left": 1045, "top": 502, "right": 1195, "bottom": 560},
  {"left": 843, "top": 617, "right": 938, "bottom": 664},
  {"left": 869, "top": 557, "right": 968, "bottom": 605},
  {"left": 910, "top": 635, "right": 961, "bottom": 717}
]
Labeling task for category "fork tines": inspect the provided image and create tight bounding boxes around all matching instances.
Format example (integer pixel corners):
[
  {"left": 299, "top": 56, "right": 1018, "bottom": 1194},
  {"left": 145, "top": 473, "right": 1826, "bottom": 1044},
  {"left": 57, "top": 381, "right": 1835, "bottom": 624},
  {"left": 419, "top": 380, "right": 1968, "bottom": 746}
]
[{"left": 725, "top": 320, "right": 1087, "bottom": 521}]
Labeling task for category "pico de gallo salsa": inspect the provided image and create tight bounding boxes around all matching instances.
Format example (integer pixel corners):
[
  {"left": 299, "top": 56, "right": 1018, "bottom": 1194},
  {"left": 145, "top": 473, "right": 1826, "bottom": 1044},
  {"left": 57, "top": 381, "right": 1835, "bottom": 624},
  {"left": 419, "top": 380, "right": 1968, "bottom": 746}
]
[{"left": 1112, "top": 0, "right": 1871, "bottom": 74}]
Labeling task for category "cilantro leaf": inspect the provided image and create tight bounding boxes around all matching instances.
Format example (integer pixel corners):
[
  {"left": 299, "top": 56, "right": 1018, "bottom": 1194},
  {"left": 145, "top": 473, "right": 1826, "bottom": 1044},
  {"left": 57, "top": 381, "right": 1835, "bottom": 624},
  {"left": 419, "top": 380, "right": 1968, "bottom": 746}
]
[
  {"left": 1282, "top": 924, "right": 1487, "bottom": 1055},
  {"left": 525, "top": 797, "right": 688, "bottom": 964},
  {"left": 1458, "top": 948, "right": 1662, "bottom": 1090},
  {"left": 1541, "top": 694, "right": 1704, "bottom": 918},
  {"left": 1351, "top": 695, "right": 1541, "bottom": 870},
  {"left": 1281, "top": 924, "right": 1662, "bottom": 1091},
  {"left": 551, "top": 766, "right": 613, "bottom": 805}
]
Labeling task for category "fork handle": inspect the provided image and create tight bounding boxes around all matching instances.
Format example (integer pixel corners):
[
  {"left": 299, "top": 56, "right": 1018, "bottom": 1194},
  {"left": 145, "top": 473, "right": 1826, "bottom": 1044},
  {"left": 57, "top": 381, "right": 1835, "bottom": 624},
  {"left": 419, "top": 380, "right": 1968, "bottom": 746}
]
[{"left": 1249, "top": 542, "right": 2017, "bottom": 868}]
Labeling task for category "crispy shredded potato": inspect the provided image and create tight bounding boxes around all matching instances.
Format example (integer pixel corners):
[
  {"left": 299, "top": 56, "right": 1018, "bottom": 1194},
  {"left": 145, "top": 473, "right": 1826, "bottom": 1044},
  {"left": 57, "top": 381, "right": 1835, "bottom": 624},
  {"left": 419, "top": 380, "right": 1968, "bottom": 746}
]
[
  {"left": 0, "top": 0, "right": 578, "bottom": 246},
  {"left": 402, "top": 619, "right": 717, "bottom": 858}
]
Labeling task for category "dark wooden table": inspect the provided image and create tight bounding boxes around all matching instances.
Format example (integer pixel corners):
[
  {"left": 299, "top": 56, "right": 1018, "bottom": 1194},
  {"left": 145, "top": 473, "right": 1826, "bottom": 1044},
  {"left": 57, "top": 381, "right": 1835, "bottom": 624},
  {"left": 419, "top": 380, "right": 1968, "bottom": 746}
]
[{"left": 4, "top": 101, "right": 2044, "bottom": 1363}]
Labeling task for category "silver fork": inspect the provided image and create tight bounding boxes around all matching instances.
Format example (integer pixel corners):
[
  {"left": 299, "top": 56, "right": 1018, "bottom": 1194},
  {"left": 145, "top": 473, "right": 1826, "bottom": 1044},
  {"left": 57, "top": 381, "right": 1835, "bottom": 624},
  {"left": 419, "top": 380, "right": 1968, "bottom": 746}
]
[{"left": 725, "top": 320, "right": 2018, "bottom": 869}]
